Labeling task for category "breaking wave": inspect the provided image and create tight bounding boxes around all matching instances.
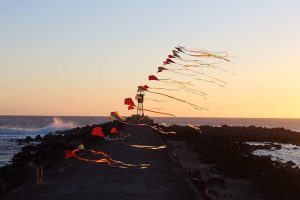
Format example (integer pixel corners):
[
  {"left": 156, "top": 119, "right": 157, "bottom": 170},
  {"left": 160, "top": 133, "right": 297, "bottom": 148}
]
[{"left": 0, "top": 117, "right": 78, "bottom": 139}]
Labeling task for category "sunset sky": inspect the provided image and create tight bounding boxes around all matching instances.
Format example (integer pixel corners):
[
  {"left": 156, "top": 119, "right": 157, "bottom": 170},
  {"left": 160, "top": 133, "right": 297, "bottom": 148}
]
[{"left": 0, "top": 1, "right": 300, "bottom": 118}]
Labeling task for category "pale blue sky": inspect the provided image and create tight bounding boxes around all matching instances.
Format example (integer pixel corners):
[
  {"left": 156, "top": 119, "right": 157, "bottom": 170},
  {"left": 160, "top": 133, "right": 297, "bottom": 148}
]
[{"left": 1, "top": 1, "right": 300, "bottom": 117}]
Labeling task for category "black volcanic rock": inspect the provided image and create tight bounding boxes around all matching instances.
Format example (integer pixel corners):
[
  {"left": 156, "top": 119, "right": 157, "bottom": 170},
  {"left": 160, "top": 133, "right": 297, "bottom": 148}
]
[
  {"left": 35, "top": 135, "right": 42, "bottom": 141},
  {"left": 126, "top": 115, "right": 154, "bottom": 125},
  {"left": 161, "top": 124, "right": 201, "bottom": 142},
  {"left": 0, "top": 124, "right": 108, "bottom": 197},
  {"left": 0, "top": 174, "right": 6, "bottom": 196},
  {"left": 2, "top": 123, "right": 300, "bottom": 199},
  {"left": 286, "top": 161, "right": 296, "bottom": 167},
  {"left": 160, "top": 124, "right": 300, "bottom": 200}
]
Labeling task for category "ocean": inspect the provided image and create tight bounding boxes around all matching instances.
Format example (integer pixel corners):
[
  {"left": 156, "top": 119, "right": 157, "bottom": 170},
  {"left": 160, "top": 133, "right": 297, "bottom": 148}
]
[{"left": 1, "top": 116, "right": 300, "bottom": 167}]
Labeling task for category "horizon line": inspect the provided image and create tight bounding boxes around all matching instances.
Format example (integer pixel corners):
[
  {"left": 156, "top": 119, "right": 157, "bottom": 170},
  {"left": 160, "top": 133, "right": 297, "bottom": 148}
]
[{"left": 0, "top": 114, "right": 300, "bottom": 120}]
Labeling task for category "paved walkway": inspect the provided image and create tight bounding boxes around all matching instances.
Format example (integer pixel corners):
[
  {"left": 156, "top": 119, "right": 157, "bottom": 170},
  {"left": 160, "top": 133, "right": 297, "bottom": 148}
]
[{"left": 2, "top": 125, "right": 198, "bottom": 200}]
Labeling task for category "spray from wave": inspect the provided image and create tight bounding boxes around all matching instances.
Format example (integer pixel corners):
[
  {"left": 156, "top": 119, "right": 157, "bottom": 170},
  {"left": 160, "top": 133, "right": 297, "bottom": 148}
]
[
  {"left": 0, "top": 117, "right": 80, "bottom": 167},
  {"left": 0, "top": 117, "right": 78, "bottom": 139}
]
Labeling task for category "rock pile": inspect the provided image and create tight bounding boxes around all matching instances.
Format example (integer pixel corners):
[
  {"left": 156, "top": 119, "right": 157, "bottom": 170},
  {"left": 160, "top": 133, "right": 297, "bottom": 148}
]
[
  {"left": 0, "top": 122, "right": 113, "bottom": 197},
  {"left": 159, "top": 124, "right": 300, "bottom": 200}
]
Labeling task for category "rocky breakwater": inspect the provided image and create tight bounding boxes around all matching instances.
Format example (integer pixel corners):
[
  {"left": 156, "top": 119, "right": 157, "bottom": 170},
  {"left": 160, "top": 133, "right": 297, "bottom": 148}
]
[
  {"left": 0, "top": 122, "right": 113, "bottom": 197},
  {"left": 159, "top": 124, "right": 300, "bottom": 200}
]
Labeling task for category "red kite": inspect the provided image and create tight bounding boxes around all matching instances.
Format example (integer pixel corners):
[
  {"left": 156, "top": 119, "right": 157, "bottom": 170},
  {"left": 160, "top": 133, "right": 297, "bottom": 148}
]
[
  {"left": 128, "top": 105, "right": 135, "bottom": 110},
  {"left": 148, "top": 75, "right": 159, "bottom": 81},
  {"left": 166, "top": 58, "right": 175, "bottom": 63},
  {"left": 110, "top": 127, "right": 118, "bottom": 134},
  {"left": 157, "top": 66, "right": 168, "bottom": 73},
  {"left": 91, "top": 127, "right": 105, "bottom": 138},
  {"left": 65, "top": 150, "right": 77, "bottom": 158},
  {"left": 172, "top": 50, "right": 181, "bottom": 58},
  {"left": 124, "top": 98, "right": 135, "bottom": 107},
  {"left": 110, "top": 112, "right": 126, "bottom": 122},
  {"left": 143, "top": 85, "right": 150, "bottom": 89}
]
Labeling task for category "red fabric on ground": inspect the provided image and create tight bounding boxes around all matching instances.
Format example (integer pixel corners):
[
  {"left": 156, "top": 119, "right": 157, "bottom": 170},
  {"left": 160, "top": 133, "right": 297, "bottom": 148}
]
[
  {"left": 65, "top": 150, "right": 77, "bottom": 158},
  {"left": 110, "top": 127, "right": 118, "bottom": 134},
  {"left": 91, "top": 127, "right": 105, "bottom": 138}
]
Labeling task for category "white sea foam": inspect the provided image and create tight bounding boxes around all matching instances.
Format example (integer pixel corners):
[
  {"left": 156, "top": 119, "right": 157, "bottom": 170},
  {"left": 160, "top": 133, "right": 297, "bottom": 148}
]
[
  {"left": 246, "top": 142, "right": 300, "bottom": 168},
  {"left": 0, "top": 116, "right": 105, "bottom": 167},
  {"left": 0, "top": 117, "right": 78, "bottom": 139}
]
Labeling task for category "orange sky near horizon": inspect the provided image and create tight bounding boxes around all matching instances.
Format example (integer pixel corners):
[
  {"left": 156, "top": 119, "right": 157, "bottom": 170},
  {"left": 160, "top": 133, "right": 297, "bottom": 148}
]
[{"left": 0, "top": 1, "right": 300, "bottom": 118}]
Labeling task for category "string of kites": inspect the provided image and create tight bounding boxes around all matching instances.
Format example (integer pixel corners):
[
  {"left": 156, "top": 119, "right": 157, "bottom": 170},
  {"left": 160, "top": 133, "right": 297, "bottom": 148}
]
[
  {"left": 124, "top": 46, "right": 234, "bottom": 117},
  {"left": 63, "top": 46, "right": 234, "bottom": 163}
]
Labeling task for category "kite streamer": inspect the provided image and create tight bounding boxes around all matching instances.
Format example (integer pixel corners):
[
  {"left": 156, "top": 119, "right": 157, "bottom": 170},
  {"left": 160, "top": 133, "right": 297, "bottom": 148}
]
[
  {"left": 144, "top": 98, "right": 169, "bottom": 102},
  {"left": 143, "top": 109, "right": 175, "bottom": 117},
  {"left": 147, "top": 107, "right": 165, "bottom": 110},
  {"left": 166, "top": 47, "right": 235, "bottom": 75},
  {"left": 163, "top": 57, "right": 234, "bottom": 75},
  {"left": 147, "top": 90, "right": 208, "bottom": 111},
  {"left": 157, "top": 66, "right": 227, "bottom": 86},
  {"left": 175, "top": 46, "right": 231, "bottom": 62},
  {"left": 66, "top": 148, "right": 149, "bottom": 169},
  {"left": 148, "top": 75, "right": 207, "bottom": 98},
  {"left": 149, "top": 75, "right": 193, "bottom": 86}
]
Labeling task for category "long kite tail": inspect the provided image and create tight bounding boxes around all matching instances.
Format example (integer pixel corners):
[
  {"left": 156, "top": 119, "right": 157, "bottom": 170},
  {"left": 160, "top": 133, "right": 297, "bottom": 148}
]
[
  {"left": 149, "top": 75, "right": 207, "bottom": 96},
  {"left": 147, "top": 107, "right": 165, "bottom": 110},
  {"left": 147, "top": 90, "right": 208, "bottom": 111},
  {"left": 180, "top": 68, "right": 228, "bottom": 84},
  {"left": 159, "top": 80, "right": 207, "bottom": 99},
  {"left": 166, "top": 57, "right": 234, "bottom": 75},
  {"left": 159, "top": 78, "right": 194, "bottom": 86},
  {"left": 189, "top": 53, "right": 231, "bottom": 62},
  {"left": 144, "top": 98, "right": 169, "bottom": 102},
  {"left": 167, "top": 70, "right": 195, "bottom": 77},
  {"left": 150, "top": 84, "right": 207, "bottom": 99},
  {"left": 149, "top": 87, "right": 181, "bottom": 91},
  {"left": 180, "top": 87, "right": 207, "bottom": 99},
  {"left": 143, "top": 108, "right": 176, "bottom": 117},
  {"left": 180, "top": 47, "right": 228, "bottom": 55},
  {"left": 176, "top": 46, "right": 231, "bottom": 62},
  {"left": 159, "top": 67, "right": 225, "bottom": 86},
  {"left": 176, "top": 60, "right": 235, "bottom": 76},
  {"left": 174, "top": 57, "right": 225, "bottom": 67}
]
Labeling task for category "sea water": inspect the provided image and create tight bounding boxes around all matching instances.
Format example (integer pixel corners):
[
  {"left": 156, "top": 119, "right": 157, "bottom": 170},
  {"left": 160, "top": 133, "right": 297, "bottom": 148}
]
[
  {"left": 0, "top": 116, "right": 106, "bottom": 166},
  {"left": 245, "top": 142, "right": 300, "bottom": 168},
  {"left": 0, "top": 116, "right": 300, "bottom": 167}
]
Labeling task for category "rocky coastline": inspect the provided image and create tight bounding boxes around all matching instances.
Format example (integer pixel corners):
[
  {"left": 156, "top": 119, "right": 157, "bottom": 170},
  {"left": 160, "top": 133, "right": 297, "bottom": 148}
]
[
  {"left": 159, "top": 124, "right": 300, "bottom": 199},
  {"left": 0, "top": 122, "right": 114, "bottom": 197},
  {"left": 1, "top": 122, "right": 300, "bottom": 199}
]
